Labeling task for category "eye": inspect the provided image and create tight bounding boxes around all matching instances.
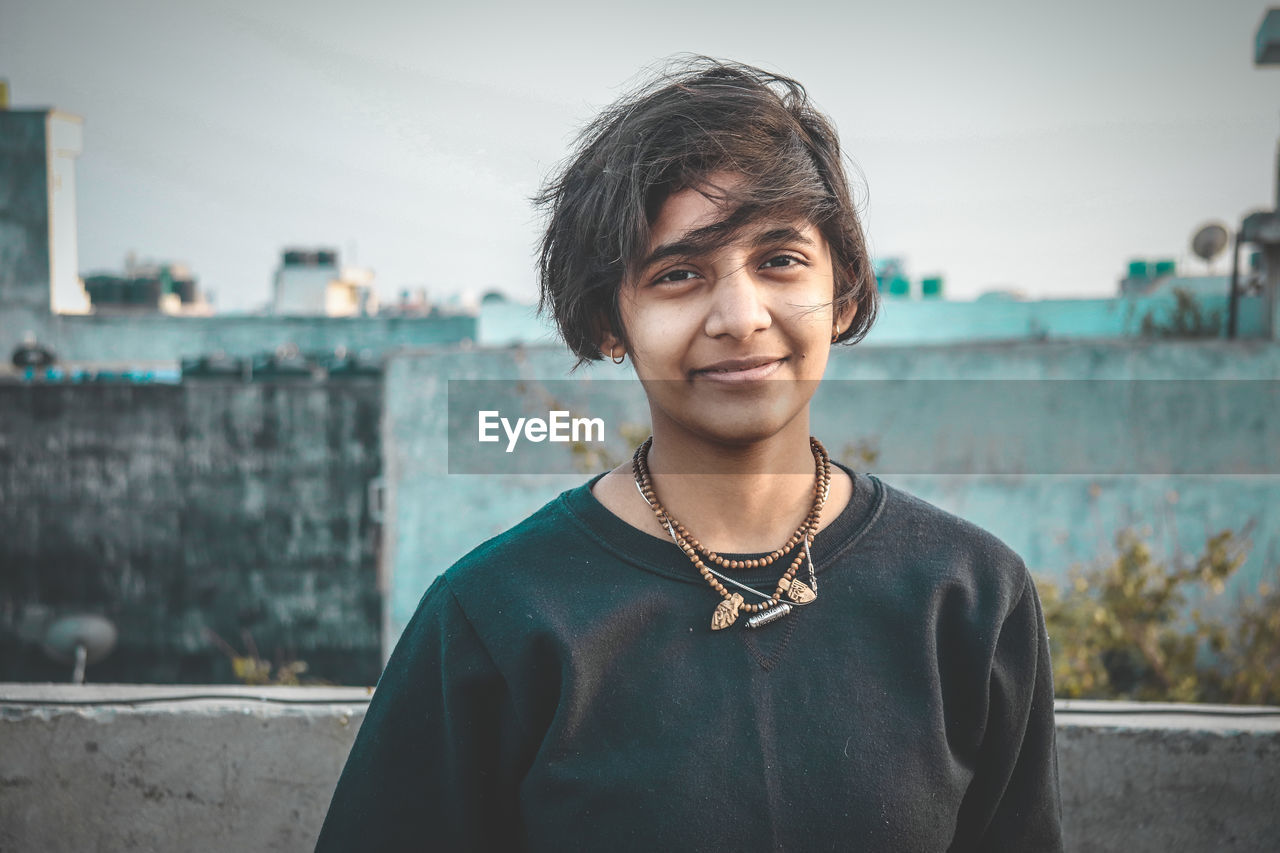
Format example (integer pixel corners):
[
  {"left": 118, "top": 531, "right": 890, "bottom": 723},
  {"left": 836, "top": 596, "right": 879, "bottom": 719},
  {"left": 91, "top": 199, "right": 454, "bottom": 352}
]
[
  {"left": 760, "top": 254, "right": 806, "bottom": 270},
  {"left": 654, "top": 268, "right": 699, "bottom": 285}
]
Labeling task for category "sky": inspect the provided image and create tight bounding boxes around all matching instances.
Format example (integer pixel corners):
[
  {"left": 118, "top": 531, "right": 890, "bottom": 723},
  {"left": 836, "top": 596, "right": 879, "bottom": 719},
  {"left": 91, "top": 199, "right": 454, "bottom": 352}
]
[{"left": 2, "top": 0, "right": 1277, "bottom": 311}]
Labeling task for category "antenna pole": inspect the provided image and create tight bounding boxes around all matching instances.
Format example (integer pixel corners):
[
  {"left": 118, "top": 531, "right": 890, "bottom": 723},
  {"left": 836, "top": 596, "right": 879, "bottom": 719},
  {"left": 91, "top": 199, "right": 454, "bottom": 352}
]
[
  {"left": 72, "top": 643, "right": 87, "bottom": 684},
  {"left": 1227, "top": 228, "right": 1242, "bottom": 340}
]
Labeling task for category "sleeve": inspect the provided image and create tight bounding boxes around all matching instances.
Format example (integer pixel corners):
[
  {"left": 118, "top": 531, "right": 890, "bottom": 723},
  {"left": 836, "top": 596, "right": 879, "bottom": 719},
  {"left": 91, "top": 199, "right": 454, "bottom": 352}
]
[
  {"left": 949, "top": 571, "right": 1064, "bottom": 852},
  {"left": 315, "top": 575, "right": 528, "bottom": 852}
]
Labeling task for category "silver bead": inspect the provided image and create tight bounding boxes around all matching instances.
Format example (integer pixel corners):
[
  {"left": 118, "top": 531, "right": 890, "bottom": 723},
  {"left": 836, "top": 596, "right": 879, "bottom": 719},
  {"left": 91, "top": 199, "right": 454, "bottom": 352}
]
[{"left": 745, "top": 603, "right": 793, "bottom": 629}]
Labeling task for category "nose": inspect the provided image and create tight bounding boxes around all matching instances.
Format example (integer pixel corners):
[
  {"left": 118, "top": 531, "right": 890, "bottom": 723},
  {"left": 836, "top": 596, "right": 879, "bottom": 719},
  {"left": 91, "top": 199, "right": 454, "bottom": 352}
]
[{"left": 703, "top": 264, "right": 772, "bottom": 341}]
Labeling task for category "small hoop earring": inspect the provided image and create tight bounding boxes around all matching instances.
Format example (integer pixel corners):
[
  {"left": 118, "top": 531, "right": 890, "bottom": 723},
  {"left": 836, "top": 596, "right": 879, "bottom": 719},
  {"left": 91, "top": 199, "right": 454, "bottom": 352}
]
[
  {"left": 610, "top": 346, "right": 625, "bottom": 365},
  {"left": 831, "top": 325, "right": 841, "bottom": 343}
]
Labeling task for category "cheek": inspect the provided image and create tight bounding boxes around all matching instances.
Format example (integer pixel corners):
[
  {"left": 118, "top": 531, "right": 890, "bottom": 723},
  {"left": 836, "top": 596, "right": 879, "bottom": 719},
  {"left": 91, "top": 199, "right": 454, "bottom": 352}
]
[
  {"left": 624, "top": 303, "right": 693, "bottom": 355},
  {"left": 628, "top": 322, "right": 681, "bottom": 369}
]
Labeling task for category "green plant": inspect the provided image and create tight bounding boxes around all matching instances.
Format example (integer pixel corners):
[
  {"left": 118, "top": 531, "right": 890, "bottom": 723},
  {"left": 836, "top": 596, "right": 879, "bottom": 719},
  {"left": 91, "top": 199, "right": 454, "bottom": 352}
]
[
  {"left": 206, "top": 629, "right": 321, "bottom": 686},
  {"left": 1216, "top": 579, "right": 1280, "bottom": 704},
  {"left": 1139, "top": 287, "right": 1222, "bottom": 338},
  {"left": 838, "top": 438, "right": 880, "bottom": 469},
  {"left": 569, "top": 421, "right": 651, "bottom": 473},
  {"left": 1038, "top": 526, "right": 1279, "bottom": 704}
]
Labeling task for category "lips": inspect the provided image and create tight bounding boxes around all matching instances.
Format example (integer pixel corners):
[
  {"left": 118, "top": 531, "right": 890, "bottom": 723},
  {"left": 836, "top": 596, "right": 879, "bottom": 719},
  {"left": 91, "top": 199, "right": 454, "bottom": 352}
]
[{"left": 692, "top": 356, "right": 787, "bottom": 382}]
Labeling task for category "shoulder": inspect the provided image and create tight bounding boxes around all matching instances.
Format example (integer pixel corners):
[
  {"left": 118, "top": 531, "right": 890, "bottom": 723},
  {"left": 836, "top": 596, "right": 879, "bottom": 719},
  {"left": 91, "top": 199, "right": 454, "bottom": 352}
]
[{"left": 869, "top": 478, "right": 1030, "bottom": 621}]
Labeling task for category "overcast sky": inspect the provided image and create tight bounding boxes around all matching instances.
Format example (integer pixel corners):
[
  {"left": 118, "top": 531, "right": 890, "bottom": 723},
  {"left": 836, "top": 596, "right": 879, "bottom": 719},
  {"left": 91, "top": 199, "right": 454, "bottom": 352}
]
[{"left": 2, "top": 0, "right": 1277, "bottom": 310}]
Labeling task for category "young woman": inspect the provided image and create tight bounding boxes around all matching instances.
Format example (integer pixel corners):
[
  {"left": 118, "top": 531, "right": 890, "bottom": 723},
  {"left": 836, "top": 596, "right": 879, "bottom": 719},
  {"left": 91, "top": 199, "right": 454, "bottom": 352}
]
[{"left": 317, "top": 60, "right": 1063, "bottom": 851}]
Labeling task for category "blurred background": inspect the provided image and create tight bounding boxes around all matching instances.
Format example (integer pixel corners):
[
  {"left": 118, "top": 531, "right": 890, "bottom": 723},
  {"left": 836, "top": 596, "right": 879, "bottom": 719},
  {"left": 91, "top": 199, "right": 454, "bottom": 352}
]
[
  {"left": 2, "top": 0, "right": 1277, "bottom": 309},
  {"left": 1, "top": 0, "right": 1278, "bottom": 703}
]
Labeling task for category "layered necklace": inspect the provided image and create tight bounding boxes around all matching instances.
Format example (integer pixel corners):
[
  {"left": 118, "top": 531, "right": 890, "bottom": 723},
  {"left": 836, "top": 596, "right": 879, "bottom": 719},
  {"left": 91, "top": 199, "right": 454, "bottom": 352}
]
[{"left": 631, "top": 436, "right": 831, "bottom": 630}]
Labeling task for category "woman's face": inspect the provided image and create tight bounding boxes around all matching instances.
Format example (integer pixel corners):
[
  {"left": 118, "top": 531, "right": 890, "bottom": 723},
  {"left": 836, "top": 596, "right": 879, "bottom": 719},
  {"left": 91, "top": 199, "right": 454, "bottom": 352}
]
[{"left": 610, "top": 173, "right": 850, "bottom": 451}]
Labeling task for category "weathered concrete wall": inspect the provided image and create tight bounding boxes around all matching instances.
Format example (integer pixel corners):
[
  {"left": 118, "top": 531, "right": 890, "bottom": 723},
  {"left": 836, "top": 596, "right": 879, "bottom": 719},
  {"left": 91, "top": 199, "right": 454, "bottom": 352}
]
[
  {"left": 4, "top": 338, "right": 1275, "bottom": 683},
  {"left": 383, "top": 340, "right": 1280, "bottom": 652},
  {"left": 0, "top": 312, "right": 477, "bottom": 366},
  {"left": 0, "top": 111, "right": 52, "bottom": 315},
  {"left": 0, "top": 380, "right": 383, "bottom": 684},
  {"left": 0, "top": 686, "right": 1275, "bottom": 853}
]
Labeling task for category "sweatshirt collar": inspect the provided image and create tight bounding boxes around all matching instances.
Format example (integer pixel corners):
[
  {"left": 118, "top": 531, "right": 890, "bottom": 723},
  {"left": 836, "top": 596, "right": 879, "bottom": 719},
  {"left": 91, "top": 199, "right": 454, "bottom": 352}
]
[{"left": 559, "top": 462, "right": 886, "bottom": 585}]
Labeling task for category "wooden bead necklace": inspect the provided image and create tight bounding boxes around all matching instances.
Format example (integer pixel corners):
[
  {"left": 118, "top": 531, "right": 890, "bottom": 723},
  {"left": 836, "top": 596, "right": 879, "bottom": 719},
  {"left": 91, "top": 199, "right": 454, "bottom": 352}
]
[{"left": 631, "top": 436, "right": 831, "bottom": 630}]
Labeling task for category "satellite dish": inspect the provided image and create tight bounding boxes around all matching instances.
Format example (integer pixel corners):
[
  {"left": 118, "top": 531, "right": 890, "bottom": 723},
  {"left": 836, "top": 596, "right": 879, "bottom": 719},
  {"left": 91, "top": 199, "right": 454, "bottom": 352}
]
[
  {"left": 1190, "top": 223, "right": 1230, "bottom": 267},
  {"left": 43, "top": 615, "right": 118, "bottom": 684}
]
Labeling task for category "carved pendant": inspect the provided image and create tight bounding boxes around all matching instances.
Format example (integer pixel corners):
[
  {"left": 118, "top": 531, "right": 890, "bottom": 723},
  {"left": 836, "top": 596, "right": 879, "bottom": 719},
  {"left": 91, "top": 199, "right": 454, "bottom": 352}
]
[
  {"left": 786, "top": 578, "right": 817, "bottom": 605},
  {"left": 711, "top": 593, "right": 745, "bottom": 631}
]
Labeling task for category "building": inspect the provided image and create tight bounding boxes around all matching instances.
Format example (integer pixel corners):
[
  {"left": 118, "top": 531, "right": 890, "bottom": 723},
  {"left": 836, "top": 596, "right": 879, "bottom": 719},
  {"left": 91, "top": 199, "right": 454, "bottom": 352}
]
[
  {"left": 271, "top": 248, "right": 377, "bottom": 317},
  {"left": 873, "top": 257, "right": 946, "bottom": 300},
  {"left": 82, "top": 257, "right": 212, "bottom": 316},
  {"left": 380, "top": 287, "right": 433, "bottom": 318},
  {"left": 0, "top": 107, "right": 89, "bottom": 316},
  {"left": 1, "top": 103, "right": 473, "bottom": 370}
]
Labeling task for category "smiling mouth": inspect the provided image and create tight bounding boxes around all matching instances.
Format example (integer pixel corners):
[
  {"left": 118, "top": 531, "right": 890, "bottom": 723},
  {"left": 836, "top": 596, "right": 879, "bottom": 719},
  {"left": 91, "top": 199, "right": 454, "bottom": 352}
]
[{"left": 692, "top": 357, "right": 788, "bottom": 382}]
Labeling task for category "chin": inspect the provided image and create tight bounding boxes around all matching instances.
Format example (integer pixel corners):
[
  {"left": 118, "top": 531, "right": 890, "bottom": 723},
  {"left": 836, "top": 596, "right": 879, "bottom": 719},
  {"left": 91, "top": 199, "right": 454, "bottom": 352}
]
[{"left": 667, "top": 410, "right": 812, "bottom": 466}]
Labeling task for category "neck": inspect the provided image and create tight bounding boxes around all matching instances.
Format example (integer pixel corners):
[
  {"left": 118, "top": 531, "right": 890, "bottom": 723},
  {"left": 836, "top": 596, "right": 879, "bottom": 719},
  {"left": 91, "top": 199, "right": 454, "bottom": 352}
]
[{"left": 643, "top": 418, "right": 822, "bottom": 554}]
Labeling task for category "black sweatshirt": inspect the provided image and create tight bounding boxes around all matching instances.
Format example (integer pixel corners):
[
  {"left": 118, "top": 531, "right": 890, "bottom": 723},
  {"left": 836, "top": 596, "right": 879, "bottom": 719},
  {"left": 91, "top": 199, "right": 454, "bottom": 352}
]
[{"left": 316, "top": 468, "right": 1063, "bottom": 852}]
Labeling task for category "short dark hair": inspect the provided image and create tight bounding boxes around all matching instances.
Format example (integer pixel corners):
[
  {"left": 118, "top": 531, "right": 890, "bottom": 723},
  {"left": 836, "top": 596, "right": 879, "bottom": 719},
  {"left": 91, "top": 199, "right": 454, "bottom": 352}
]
[{"left": 534, "top": 57, "right": 879, "bottom": 365}]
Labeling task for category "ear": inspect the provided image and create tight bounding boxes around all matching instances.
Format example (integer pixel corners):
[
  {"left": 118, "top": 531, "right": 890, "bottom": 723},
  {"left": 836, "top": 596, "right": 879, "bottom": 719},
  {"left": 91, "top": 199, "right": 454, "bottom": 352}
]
[
  {"left": 598, "top": 331, "right": 625, "bottom": 360},
  {"left": 593, "top": 312, "right": 626, "bottom": 360},
  {"left": 832, "top": 301, "right": 858, "bottom": 341}
]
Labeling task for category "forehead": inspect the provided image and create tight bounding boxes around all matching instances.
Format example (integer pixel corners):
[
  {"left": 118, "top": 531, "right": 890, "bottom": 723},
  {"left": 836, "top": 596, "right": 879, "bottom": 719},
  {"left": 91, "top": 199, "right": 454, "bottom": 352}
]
[
  {"left": 643, "top": 181, "right": 824, "bottom": 265},
  {"left": 650, "top": 182, "right": 730, "bottom": 238}
]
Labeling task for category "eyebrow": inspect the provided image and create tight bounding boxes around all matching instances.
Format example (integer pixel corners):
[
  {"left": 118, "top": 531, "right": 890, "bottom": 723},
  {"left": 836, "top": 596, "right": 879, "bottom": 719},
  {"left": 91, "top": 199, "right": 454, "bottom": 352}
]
[{"left": 638, "top": 224, "right": 816, "bottom": 272}]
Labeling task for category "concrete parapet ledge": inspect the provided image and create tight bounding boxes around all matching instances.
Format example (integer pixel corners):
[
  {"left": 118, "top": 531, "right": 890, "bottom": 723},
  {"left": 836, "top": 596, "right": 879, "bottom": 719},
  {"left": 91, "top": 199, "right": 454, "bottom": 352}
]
[
  {"left": 0, "top": 684, "right": 372, "bottom": 853},
  {"left": 1054, "top": 699, "right": 1280, "bottom": 851},
  {"left": 1, "top": 686, "right": 1277, "bottom": 852}
]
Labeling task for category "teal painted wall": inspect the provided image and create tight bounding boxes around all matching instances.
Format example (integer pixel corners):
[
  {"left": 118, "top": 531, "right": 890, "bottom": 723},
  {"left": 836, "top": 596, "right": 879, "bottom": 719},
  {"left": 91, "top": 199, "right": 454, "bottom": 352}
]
[
  {"left": 381, "top": 340, "right": 1280, "bottom": 656},
  {"left": 864, "top": 291, "right": 1267, "bottom": 344}
]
